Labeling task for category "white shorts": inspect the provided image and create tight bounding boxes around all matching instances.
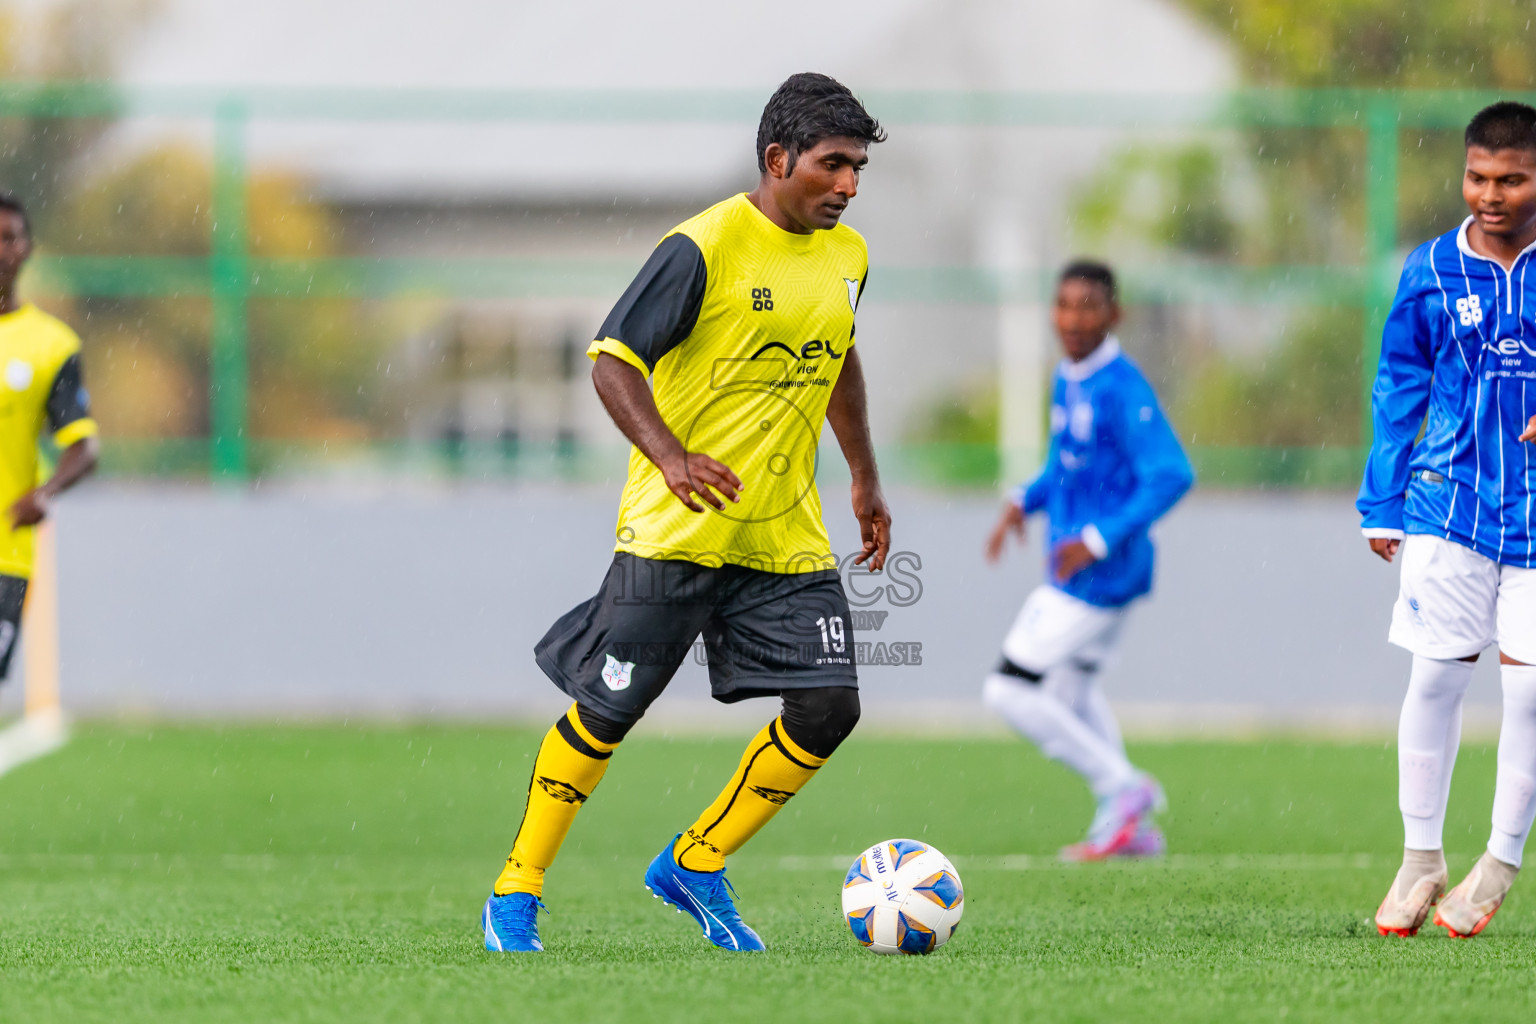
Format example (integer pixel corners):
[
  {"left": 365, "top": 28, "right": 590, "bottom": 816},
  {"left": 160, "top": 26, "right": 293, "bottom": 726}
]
[
  {"left": 1389, "top": 534, "right": 1536, "bottom": 664},
  {"left": 1000, "top": 585, "right": 1127, "bottom": 674}
]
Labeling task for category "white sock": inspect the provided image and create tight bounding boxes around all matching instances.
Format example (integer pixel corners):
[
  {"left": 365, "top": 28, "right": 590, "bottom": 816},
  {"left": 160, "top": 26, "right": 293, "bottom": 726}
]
[
  {"left": 1489, "top": 664, "right": 1536, "bottom": 868},
  {"left": 1397, "top": 655, "right": 1474, "bottom": 850},
  {"left": 1045, "top": 663, "right": 1125, "bottom": 756},
  {"left": 984, "top": 673, "right": 1136, "bottom": 797}
]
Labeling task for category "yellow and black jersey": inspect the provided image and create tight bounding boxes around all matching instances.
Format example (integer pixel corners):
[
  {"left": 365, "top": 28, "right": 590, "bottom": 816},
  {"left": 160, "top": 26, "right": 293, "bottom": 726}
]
[
  {"left": 588, "top": 192, "right": 868, "bottom": 574},
  {"left": 0, "top": 304, "right": 97, "bottom": 579}
]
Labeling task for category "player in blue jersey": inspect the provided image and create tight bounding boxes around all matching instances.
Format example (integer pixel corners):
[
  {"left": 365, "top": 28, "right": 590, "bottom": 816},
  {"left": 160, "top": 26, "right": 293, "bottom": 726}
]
[
  {"left": 1364, "top": 102, "right": 1536, "bottom": 939},
  {"left": 983, "top": 261, "right": 1194, "bottom": 861}
]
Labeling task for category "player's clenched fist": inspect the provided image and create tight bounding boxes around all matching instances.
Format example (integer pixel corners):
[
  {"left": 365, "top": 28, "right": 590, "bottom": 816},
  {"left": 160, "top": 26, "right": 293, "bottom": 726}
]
[
  {"left": 1520, "top": 413, "right": 1536, "bottom": 442},
  {"left": 7, "top": 488, "right": 49, "bottom": 528},
  {"left": 1052, "top": 537, "right": 1099, "bottom": 581},
  {"left": 659, "top": 452, "right": 743, "bottom": 513},
  {"left": 1368, "top": 536, "right": 1401, "bottom": 563}
]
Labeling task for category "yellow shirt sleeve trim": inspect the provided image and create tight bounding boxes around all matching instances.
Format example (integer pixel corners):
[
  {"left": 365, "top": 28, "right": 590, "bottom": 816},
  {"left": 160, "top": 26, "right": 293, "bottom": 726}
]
[
  {"left": 587, "top": 338, "right": 651, "bottom": 379},
  {"left": 53, "top": 418, "right": 99, "bottom": 448}
]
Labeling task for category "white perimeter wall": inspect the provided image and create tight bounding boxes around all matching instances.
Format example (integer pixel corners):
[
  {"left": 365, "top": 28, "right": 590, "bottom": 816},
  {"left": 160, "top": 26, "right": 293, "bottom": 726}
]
[{"left": 1, "top": 482, "right": 1500, "bottom": 734}]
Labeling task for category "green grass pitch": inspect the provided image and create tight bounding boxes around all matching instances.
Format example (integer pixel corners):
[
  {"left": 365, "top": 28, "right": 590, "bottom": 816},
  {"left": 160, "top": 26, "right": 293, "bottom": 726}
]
[{"left": 1, "top": 723, "right": 1534, "bottom": 1023}]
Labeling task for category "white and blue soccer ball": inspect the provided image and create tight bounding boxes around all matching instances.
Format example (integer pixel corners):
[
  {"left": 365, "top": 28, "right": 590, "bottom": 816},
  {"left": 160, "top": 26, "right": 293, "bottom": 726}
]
[{"left": 841, "top": 838, "right": 964, "bottom": 955}]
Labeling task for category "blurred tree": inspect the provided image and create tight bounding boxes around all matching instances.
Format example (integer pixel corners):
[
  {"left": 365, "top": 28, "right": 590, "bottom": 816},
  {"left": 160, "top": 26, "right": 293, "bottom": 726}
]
[
  {"left": 3, "top": 1, "right": 383, "bottom": 464},
  {"left": 1180, "top": 0, "right": 1536, "bottom": 91},
  {"left": 45, "top": 147, "right": 383, "bottom": 444},
  {"left": 908, "top": 378, "right": 999, "bottom": 448},
  {"left": 901, "top": 376, "right": 1003, "bottom": 486},
  {"left": 0, "top": 1, "right": 154, "bottom": 222},
  {"left": 1, "top": 1, "right": 387, "bottom": 459},
  {"left": 1178, "top": 307, "right": 1364, "bottom": 447},
  {"left": 1180, "top": 0, "right": 1536, "bottom": 247},
  {"left": 1073, "top": 0, "right": 1536, "bottom": 455},
  {"left": 1074, "top": 142, "right": 1240, "bottom": 261}
]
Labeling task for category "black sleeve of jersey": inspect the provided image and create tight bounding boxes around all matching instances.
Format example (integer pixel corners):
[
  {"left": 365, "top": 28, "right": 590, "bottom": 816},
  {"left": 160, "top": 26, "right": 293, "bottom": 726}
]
[
  {"left": 46, "top": 354, "right": 92, "bottom": 434},
  {"left": 595, "top": 233, "right": 707, "bottom": 371}
]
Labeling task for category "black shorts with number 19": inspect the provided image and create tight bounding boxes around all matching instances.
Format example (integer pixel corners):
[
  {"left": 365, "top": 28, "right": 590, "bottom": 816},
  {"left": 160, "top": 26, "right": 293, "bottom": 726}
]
[{"left": 534, "top": 553, "right": 858, "bottom": 725}]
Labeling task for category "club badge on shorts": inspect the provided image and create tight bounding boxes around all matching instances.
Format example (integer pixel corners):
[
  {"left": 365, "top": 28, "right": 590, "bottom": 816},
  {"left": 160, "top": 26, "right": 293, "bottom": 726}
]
[{"left": 601, "top": 653, "right": 635, "bottom": 691}]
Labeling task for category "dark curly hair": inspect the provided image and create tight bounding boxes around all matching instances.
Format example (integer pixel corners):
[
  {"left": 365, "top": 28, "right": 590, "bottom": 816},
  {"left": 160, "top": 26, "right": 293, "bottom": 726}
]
[{"left": 756, "top": 72, "right": 886, "bottom": 175}]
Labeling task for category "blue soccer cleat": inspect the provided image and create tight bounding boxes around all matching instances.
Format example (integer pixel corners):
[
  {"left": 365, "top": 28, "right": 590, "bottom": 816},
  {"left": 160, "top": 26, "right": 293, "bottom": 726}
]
[
  {"left": 643, "top": 834, "right": 765, "bottom": 951},
  {"left": 482, "top": 891, "right": 546, "bottom": 952}
]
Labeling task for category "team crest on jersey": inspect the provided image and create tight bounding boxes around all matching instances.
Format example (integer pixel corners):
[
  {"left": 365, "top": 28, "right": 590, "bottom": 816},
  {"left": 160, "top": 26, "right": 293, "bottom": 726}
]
[
  {"left": 844, "top": 277, "right": 860, "bottom": 312},
  {"left": 1069, "top": 402, "right": 1095, "bottom": 441},
  {"left": 601, "top": 653, "right": 634, "bottom": 691},
  {"left": 5, "top": 360, "right": 32, "bottom": 392},
  {"left": 1456, "top": 294, "right": 1483, "bottom": 328}
]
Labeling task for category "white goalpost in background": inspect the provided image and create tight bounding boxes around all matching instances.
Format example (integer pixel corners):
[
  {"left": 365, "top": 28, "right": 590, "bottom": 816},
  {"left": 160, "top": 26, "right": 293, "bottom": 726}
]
[{"left": 0, "top": 522, "right": 68, "bottom": 777}]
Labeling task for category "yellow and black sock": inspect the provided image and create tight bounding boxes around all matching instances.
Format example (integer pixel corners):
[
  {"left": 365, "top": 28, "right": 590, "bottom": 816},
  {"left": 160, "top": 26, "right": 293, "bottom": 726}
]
[
  {"left": 494, "top": 704, "right": 619, "bottom": 896},
  {"left": 673, "top": 717, "right": 827, "bottom": 873}
]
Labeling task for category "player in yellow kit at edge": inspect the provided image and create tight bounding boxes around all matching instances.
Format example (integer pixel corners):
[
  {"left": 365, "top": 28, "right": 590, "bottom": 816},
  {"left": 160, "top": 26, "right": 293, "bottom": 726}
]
[
  {"left": 481, "top": 73, "right": 891, "bottom": 953},
  {"left": 0, "top": 194, "right": 99, "bottom": 682}
]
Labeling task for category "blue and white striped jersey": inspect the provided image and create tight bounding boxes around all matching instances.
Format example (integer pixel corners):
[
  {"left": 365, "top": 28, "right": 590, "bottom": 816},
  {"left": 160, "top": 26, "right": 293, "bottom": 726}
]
[
  {"left": 1011, "top": 338, "right": 1194, "bottom": 608},
  {"left": 1358, "top": 218, "right": 1536, "bottom": 567}
]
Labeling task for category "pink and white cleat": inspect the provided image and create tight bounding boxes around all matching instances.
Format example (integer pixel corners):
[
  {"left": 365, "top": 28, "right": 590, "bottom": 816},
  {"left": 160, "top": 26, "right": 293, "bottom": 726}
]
[
  {"left": 1059, "top": 774, "right": 1165, "bottom": 862},
  {"left": 1119, "top": 821, "right": 1166, "bottom": 858},
  {"left": 1434, "top": 852, "right": 1518, "bottom": 938}
]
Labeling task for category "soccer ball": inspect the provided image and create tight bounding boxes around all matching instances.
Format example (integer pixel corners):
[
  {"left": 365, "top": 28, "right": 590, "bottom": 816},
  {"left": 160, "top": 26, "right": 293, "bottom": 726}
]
[{"left": 841, "top": 838, "right": 964, "bottom": 954}]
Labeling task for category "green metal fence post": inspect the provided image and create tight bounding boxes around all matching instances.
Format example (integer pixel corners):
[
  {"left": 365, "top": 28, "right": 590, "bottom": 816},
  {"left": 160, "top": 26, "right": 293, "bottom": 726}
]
[
  {"left": 210, "top": 98, "right": 250, "bottom": 481},
  {"left": 1361, "top": 96, "right": 1400, "bottom": 450}
]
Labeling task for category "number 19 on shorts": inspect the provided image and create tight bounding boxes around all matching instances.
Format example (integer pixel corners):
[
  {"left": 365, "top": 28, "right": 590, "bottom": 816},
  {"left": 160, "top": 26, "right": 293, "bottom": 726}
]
[{"left": 817, "top": 615, "right": 846, "bottom": 654}]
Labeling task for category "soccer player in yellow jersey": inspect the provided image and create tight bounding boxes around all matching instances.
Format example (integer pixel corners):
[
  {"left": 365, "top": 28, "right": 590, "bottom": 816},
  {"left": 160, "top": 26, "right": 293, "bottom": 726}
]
[
  {"left": 482, "top": 73, "right": 890, "bottom": 953},
  {"left": 0, "top": 194, "right": 98, "bottom": 680}
]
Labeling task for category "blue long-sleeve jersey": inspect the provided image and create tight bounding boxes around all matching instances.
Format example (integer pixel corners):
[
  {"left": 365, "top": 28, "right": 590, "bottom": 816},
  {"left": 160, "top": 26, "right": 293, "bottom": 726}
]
[
  {"left": 1011, "top": 338, "right": 1195, "bottom": 608},
  {"left": 1358, "top": 219, "right": 1536, "bottom": 567}
]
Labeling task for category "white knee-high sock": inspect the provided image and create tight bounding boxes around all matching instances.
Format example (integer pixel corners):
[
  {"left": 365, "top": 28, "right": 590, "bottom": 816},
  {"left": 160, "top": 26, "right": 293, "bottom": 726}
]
[
  {"left": 1397, "top": 655, "right": 1474, "bottom": 851},
  {"left": 984, "top": 673, "right": 1136, "bottom": 797},
  {"left": 1489, "top": 664, "right": 1536, "bottom": 868},
  {"left": 1045, "top": 664, "right": 1125, "bottom": 756}
]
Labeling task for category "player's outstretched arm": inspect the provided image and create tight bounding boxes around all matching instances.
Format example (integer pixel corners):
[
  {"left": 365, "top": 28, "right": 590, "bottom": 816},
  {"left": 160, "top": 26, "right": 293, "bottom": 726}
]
[
  {"left": 9, "top": 435, "right": 98, "bottom": 527},
  {"left": 991, "top": 440, "right": 1056, "bottom": 565},
  {"left": 590, "top": 353, "right": 741, "bottom": 513},
  {"left": 826, "top": 346, "right": 890, "bottom": 570},
  {"left": 984, "top": 501, "right": 1024, "bottom": 564}
]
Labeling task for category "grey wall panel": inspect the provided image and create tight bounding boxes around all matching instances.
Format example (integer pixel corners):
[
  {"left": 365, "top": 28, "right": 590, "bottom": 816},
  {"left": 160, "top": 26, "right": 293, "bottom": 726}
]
[{"left": 4, "top": 485, "right": 1500, "bottom": 729}]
